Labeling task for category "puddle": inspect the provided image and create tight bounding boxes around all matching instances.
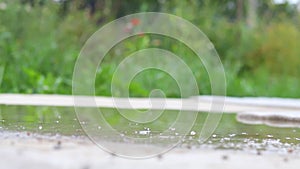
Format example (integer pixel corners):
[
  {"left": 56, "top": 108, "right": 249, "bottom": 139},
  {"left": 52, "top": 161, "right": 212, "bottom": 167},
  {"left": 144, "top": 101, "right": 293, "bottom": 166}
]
[{"left": 0, "top": 105, "right": 300, "bottom": 155}]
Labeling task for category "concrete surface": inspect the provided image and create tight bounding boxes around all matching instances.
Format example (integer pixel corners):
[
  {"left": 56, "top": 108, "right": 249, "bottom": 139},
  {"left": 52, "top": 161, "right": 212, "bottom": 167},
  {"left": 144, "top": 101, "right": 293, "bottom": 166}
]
[
  {"left": 0, "top": 94, "right": 300, "bottom": 113},
  {"left": 0, "top": 131, "right": 300, "bottom": 169}
]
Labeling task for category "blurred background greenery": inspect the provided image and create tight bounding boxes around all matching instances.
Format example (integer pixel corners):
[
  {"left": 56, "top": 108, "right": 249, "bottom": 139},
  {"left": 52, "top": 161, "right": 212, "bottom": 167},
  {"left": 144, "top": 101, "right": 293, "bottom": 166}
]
[{"left": 0, "top": 0, "right": 299, "bottom": 98}]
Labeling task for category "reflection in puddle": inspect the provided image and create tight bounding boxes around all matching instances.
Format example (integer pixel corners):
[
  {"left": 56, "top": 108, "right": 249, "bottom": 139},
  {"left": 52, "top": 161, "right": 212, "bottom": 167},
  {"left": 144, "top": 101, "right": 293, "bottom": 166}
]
[{"left": 0, "top": 105, "right": 300, "bottom": 155}]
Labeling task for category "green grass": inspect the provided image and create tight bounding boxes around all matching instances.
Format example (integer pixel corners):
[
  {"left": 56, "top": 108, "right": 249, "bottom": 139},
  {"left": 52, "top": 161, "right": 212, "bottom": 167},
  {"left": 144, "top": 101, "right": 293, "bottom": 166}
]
[
  {"left": 0, "top": 1, "right": 300, "bottom": 98},
  {"left": 0, "top": 65, "right": 4, "bottom": 87}
]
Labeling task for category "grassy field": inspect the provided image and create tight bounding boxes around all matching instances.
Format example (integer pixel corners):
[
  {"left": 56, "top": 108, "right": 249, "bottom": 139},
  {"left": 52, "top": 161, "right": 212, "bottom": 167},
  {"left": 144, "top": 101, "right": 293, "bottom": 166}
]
[{"left": 0, "top": 1, "right": 300, "bottom": 98}]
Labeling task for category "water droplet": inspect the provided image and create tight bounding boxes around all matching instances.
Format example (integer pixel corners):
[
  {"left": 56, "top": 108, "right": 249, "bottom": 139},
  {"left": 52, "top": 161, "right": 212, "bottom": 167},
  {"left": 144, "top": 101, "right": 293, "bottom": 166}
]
[
  {"left": 129, "top": 122, "right": 139, "bottom": 127},
  {"left": 80, "top": 121, "right": 86, "bottom": 125},
  {"left": 139, "top": 130, "right": 150, "bottom": 135},
  {"left": 229, "top": 134, "right": 236, "bottom": 137},
  {"left": 224, "top": 137, "right": 230, "bottom": 141}
]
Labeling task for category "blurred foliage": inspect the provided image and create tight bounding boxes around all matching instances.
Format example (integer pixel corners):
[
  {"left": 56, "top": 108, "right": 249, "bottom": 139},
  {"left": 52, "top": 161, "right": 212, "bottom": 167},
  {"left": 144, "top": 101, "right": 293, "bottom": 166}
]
[{"left": 0, "top": 0, "right": 300, "bottom": 97}]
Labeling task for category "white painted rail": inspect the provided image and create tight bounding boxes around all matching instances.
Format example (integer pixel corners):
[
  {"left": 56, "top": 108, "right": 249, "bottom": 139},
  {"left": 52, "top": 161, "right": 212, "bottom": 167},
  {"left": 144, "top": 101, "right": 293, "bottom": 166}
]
[{"left": 0, "top": 94, "right": 300, "bottom": 113}]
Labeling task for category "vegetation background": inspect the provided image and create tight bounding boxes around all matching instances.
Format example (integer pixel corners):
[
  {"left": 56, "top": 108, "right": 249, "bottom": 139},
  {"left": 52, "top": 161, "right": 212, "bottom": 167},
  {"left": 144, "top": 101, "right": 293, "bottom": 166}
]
[{"left": 0, "top": 0, "right": 300, "bottom": 98}]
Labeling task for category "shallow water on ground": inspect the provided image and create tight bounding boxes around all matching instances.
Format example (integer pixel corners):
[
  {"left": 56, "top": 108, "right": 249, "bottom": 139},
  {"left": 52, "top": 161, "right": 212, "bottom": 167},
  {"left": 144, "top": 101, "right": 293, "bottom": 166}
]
[{"left": 0, "top": 105, "right": 300, "bottom": 155}]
